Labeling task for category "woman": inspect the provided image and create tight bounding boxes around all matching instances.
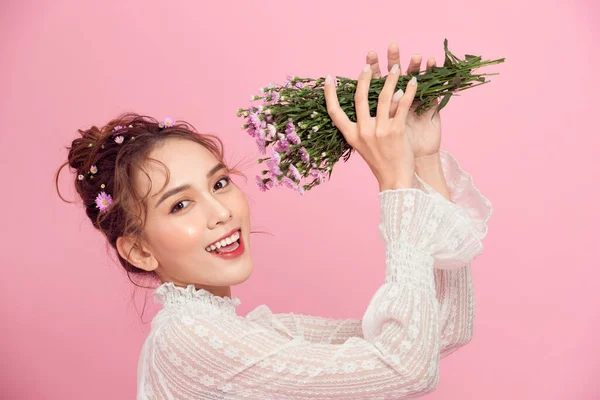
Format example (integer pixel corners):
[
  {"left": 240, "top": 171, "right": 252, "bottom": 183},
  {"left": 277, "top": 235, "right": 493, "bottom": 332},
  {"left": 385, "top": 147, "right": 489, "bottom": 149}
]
[{"left": 56, "top": 45, "right": 493, "bottom": 399}]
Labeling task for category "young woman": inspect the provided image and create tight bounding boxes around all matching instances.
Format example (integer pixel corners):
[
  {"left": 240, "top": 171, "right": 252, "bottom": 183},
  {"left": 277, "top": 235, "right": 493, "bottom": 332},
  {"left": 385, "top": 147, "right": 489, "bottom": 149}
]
[{"left": 56, "top": 46, "right": 493, "bottom": 399}]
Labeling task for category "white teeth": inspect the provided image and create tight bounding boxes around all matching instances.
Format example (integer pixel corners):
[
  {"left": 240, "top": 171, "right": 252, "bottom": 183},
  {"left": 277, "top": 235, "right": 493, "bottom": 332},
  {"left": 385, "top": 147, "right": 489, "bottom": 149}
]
[{"left": 206, "top": 230, "right": 240, "bottom": 252}]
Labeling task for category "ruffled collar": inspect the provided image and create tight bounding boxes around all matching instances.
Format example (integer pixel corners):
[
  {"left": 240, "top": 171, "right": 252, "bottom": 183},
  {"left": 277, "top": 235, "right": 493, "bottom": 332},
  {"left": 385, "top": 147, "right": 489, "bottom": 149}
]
[{"left": 153, "top": 282, "right": 241, "bottom": 316}]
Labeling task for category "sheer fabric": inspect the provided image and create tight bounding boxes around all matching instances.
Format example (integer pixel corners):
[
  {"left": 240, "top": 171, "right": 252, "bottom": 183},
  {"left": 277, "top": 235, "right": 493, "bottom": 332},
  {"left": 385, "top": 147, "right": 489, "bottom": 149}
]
[{"left": 136, "top": 149, "right": 493, "bottom": 399}]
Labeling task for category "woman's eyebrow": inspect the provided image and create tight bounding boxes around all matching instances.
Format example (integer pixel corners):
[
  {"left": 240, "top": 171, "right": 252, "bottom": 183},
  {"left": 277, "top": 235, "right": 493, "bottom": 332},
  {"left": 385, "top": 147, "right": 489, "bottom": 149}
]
[
  {"left": 154, "top": 184, "right": 191, "bottom": 209},
  {"left": 153, "top": 163, "right": 226, "bottom": 209}
]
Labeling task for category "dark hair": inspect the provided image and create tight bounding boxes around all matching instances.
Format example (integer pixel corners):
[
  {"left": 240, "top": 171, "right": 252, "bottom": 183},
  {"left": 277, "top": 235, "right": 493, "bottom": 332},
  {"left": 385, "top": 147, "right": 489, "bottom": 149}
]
[{"left": 55, "top": 112, "right": 255, "bottom": 295}]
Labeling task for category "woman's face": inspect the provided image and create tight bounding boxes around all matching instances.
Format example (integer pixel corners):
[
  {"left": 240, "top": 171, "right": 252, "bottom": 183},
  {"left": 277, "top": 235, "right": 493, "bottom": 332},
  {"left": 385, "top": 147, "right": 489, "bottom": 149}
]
[{"left": 133, "top": 138, "right": 253, "bottom": 292}]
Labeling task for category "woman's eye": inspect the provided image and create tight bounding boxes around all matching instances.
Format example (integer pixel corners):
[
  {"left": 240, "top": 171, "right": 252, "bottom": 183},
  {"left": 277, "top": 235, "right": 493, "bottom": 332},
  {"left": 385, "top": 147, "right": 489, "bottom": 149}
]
[
  {"left": 170, "top": 200, "right": 191, "bottom": 214},
  {"left": 169, "top": 177, "right": 230, "bottom": 214},
  {"left": 215, "top": 176, "right": 231, "bottom": 191}
]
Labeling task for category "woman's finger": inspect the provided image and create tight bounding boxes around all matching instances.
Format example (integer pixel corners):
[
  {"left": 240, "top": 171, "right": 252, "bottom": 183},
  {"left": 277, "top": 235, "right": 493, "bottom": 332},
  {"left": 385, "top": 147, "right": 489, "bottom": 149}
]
[
  {"left": 323, "top": 75, "right": 354, "bottom": 138},
  {"left": 426, "top": 56, "right": 436, "bottom": 71},
  {"left": 405, "top": 53, "right": 423, "bottom": 75},
  {"left": 375, "top": 63, "right": 400, "bottom": 129},
  {"left": 354, "top": 64, "right": 373, "bottom": 134},
  {"left": 367, "top": 51, "right": 382, "bottom": 79},
  {"left": 387, "top": 42, "right": 401, "bottom": 75},
  {"left": 389, "top": 87, "right": 402, "bottom": 118},
  {"left": 391, "top": 76, "right": 419, "bottom": 132}
]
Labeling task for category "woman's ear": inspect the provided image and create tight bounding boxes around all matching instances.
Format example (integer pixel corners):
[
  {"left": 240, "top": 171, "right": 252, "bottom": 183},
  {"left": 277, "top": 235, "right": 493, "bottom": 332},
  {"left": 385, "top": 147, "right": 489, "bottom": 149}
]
[{"left": 116, "top": 236, "right": 158, "bottom": 272}]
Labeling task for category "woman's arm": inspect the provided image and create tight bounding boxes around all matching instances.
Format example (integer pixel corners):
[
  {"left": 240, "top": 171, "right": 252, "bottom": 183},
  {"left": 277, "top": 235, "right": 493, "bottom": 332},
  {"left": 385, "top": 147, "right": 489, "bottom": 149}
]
[
  {"left": 417, "top": 148, "right": 492, "bottom": 357},
  {"left": 254, "top": 149, "right": 489, "bottom": 355},
  {"left": 144, "top": 185, "right": 489, "bottom": 399}
]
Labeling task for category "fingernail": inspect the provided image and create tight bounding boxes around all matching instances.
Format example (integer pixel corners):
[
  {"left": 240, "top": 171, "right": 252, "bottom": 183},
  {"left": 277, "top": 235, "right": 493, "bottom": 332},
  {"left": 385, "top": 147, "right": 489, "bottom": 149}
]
[
  {"left": 363, "top": 64, "right": 371, "bottom": 73},
  {"left": 391, "top": 64, "right": 399, "bottom": 74},
  {"left": 392, "top": 88, "right": 404, "bottom": 102},
  {"left": 325, "top": 74, "right": 332, "bottom": 85},
  {"left": 409, "top": 76, "right": 417, "bottom": 86}
]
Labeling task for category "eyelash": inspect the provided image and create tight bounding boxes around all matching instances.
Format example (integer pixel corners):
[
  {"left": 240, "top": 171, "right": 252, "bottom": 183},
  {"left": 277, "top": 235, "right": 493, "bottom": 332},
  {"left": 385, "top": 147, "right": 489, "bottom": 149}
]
[{"left": 169, "top": 176, "right": 232, "bottom": 214}]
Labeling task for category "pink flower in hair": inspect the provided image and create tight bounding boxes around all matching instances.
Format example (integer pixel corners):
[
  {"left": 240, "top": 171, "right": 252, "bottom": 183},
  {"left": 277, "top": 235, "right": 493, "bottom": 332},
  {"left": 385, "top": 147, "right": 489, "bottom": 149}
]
[
  {"left": 159, "top": 117, "right": 174, "bottom": 128},
  {"left": 113, "top": 125, "right": 124, "bottom": 132},
  {"left": 114, "top": 135, "right": 124, "bottom": 144},
  {"left": 95, "top": 191, "right": 113, "bottom": 212},
  {"left": 90, "top": 165, "right": 98, "bottom": 174}
]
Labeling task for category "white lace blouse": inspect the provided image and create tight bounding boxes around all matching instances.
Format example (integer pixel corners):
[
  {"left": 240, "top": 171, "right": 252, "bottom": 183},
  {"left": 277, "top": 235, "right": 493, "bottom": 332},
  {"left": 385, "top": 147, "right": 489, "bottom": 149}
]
[{"left": 136, "top": 149, "right": 493, "bottom": 400}]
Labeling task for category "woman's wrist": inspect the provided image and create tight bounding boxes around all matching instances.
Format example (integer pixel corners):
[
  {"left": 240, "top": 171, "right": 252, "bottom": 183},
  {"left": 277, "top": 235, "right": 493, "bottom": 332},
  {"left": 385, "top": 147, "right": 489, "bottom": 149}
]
[
  {"left": 414, "top": 152, "right": 452, "bottom": 201},
  {"left": 378, "top": 175, "right": 414, "bottom": 191}
]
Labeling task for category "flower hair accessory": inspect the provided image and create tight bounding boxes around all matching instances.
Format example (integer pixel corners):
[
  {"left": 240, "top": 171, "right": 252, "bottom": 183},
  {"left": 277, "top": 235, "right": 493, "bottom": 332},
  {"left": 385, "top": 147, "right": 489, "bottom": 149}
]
[
  {"left": 80, "top": 117, "right": 171, "bottom": 213},
  {"left": 95, "top": 191, "right": 113, "bottom": 212},
  {"left": 158, "top": 117, "right": 174, "bottom": 129}
]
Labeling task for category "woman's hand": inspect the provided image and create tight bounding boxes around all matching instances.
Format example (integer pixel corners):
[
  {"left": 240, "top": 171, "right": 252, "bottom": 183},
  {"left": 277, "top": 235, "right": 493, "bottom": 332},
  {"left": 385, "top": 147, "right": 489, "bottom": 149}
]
[
  {"left": 367, "top": 43, "right": 442, "bottom": 160},
  {"left": 323, "top": 62, "right": 419, "bottom": 192}
]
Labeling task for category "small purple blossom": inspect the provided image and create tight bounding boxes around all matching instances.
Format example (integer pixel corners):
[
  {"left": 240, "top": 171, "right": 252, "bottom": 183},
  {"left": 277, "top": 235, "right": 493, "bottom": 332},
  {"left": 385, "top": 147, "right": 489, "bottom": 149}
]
[
  {"left": 288, "top": 164, "right": 301, "bottom": 181},
  {"left": 255, "top": 130, "right": 267, "bottom": 154},
  {"left": 280, "top": 176, "right": 296, "bottom": 190},
  {"left": 285, "top": 121, "right": 296, "bottom": 134},
  {"left": 280, "top": 177, "right": 304, "bottom": 195},
  {"left": 266, "top": 124, "right": 277, "bottom": 140},
  {"left": 299, "top": 147, "right": 310, "bottom": 164},
  {"left": 273, "top": 137, "right": 290, "bottom": 154},
  {"left": 159, "top": 117, "right": 174, "bottom": 128},
  {"left": 256, "top": 176, "right": 272, "bottom": 192},
  {"left": 113, "top": 125, "right": 124, "bottom": 132},
  {"left": 114, "top": 135, "right": 124, "bottom": 144},
  {"left": 269, "top": 148, "right": 281, "bottom": 163},
  {"left": 287, "top": 130, "right": 301, "bottom": 145},
  {"left": 310, "top": 168, "right": 327, "bottom": 184},
  {"left": 266, "top": 160, "right": 283, "bottom": 177},
  {"left": 248, "top": 113, "right": 260, "bottom": 127},
  {"left": 95, "top": 191, "right": 113, "bottom": 212}
]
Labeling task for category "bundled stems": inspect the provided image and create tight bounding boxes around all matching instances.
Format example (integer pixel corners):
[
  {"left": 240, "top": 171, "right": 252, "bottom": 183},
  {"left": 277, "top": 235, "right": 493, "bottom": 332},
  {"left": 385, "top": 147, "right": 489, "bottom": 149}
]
[{"left": 238, "top": 38, "right": 505, "bottom": 195}]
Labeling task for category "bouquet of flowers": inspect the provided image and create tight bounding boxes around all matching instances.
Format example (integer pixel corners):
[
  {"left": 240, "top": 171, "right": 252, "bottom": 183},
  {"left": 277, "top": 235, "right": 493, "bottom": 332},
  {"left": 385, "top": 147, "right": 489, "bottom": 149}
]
[{"left": 237, "top": 39, "right": 505, "bottom": 195}]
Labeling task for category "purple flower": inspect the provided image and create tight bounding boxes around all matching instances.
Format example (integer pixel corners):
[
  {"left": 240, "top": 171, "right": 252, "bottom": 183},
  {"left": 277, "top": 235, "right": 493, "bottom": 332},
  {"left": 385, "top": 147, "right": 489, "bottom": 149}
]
[
  {"left": 248, "top": 113, "right": 260, "bottom": 127},
  {"left": 246, "top": 124, "right": 256, "bottom": 138},
  {"left": 280, "top": 176, "right": 296, "bottom": 190},
  {"left": 279, "top": 177, "right": 304, "bottom": 195},
  {"left": 288, "top": 164, "right": 301, "bottom": 181},
  {"left": 287, "top": 130, "right": 301, "bottom": 145},
  {"left": 256, "top": 176, "right": 268, "bottom": 192},
  {"left": 113, "top": 125, "right": 124, "bottom": 132},
  {"left": 285, "top": 121, "right": 296, "bottom": 134},
  {"left": 299, "top": 147, "right": 310, "bottom": 164},
  {"left": 269, "top": 148, "right": 281, "bottom": 163},
  {"left": 266, "top": 160, "right": 283, "bottom": 177},
  {"left": 95, "top": 191, "right": 113, "bottom": 212},
  {"left": 255, "top": 130, "right": 267, "bottom": 154},
  {"left": 265, "top": 91, "right": 280, "bottom": 105},
  {"left": 273, "top": 137, "right": 290, "bottom": 154},
  {"left": 266, "top": 124, "right": 277, "bottom": 140},
  {"left": 159, "top": 117, "right": 174, "bottom": 128},
  {"left": 310, "top": 168, "right": 327, "bottom": 184}
]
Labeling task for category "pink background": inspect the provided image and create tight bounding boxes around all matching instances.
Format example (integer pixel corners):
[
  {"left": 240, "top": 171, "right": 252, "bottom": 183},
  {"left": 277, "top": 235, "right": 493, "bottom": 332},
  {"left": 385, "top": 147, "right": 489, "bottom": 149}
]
[{"left": 1, "top": 0, "right": 599, "bottom": 398}]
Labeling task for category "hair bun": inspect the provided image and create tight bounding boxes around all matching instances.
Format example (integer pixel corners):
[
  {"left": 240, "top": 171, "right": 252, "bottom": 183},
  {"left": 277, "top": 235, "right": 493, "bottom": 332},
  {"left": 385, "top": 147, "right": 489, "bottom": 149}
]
[{"left": 67, "top": 125, "right": 107, "bottom": 171}]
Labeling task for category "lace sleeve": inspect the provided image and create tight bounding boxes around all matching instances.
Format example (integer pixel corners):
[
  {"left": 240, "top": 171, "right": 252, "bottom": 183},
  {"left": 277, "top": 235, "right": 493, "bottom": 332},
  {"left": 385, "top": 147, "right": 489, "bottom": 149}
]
[
  {"left": 252, "top": 264, "right": 474, "bottom": 358},
  {"left": 248, "top": 309, "right": 364, "bottom": 345},
  {"left": 435, "top": 264, "right": 475, "bottom": 359},
  {"left": 412, "top": 148, "right": 493, "bottom": 270},
  {"left": 146, "top": 189, "right": 483, "bottom": 399},
  {"left": 411, "top": 149, "right": 489, "bottom": 356}
]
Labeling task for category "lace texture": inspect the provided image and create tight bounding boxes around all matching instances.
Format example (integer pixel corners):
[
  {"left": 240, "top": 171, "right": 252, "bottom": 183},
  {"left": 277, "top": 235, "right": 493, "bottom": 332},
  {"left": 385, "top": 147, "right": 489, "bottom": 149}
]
[{"left": 136, "top": 149, "right": 492, "bottom": 399}]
